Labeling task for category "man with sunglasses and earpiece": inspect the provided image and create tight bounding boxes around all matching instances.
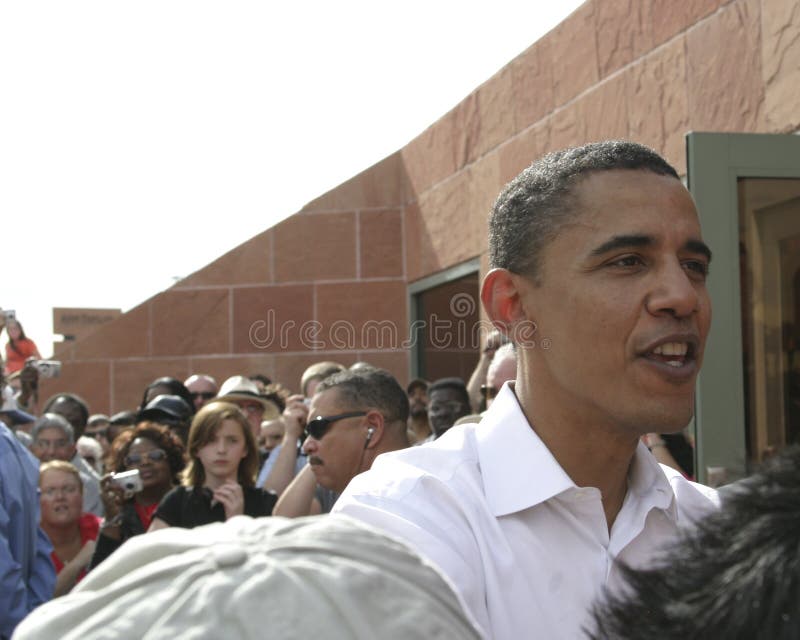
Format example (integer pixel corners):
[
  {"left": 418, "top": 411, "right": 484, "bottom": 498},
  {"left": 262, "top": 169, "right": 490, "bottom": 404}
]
[{"left": 273, "top": 368, "right": 410, "bottom": 517}]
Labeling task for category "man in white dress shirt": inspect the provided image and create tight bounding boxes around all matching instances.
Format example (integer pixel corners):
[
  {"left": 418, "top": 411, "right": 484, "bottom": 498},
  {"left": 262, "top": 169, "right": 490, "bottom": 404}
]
[{"left": 333, "top": 141, "right": 719, "bottom": 639}]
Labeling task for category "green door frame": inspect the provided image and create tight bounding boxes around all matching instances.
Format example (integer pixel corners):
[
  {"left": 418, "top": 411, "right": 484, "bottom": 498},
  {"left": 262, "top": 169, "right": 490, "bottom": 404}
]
[{"left": 687, "top": 132, "right": 800, "bottom": 484}]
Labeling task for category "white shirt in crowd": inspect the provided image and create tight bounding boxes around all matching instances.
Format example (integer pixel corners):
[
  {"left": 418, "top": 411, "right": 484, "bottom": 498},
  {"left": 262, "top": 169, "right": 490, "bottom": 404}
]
[{"left": 333, "top": 383, "right": 719, "bottom": 639}]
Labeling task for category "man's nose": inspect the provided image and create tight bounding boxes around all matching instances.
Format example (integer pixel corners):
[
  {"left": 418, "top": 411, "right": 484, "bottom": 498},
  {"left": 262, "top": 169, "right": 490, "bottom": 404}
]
[
  {"left": 645, "top": 261, "right": 701, "bottom": 318},
  {"left": 302, "top": 437, "right": 317, "bottom": 455}
]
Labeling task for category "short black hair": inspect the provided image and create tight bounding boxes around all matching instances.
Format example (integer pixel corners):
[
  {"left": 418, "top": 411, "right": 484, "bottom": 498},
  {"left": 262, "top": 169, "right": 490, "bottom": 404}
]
[
  {"left": 590, "top": 445, "right": 800, "bottom": 640},
  {"left": 428, "top": 378, "right": 470, "bottom": 407},
  {"left": 489, "top": 140, "right": 680, "bottom": 281},
  {"left": 42, "top": 393, "right": 90, "bottom": 433},
  {"left": 140, "top": 377, "right": 195, "bottom": 415},
  {"left": 316, "top": 368, "right": 409, "bottom": 429}
]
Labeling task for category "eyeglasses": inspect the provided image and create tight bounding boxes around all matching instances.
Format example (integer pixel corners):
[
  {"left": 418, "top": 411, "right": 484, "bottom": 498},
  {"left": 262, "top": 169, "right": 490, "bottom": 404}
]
[
  {"left": 85, "top": 429, "right": 108, "bottom": 440},
  {"left": 240, "top": 402, "right": 264, "bottom": 415},
  {"left": 304, "top": 412, "right": 367, "bottom": 440},
  {"left": 42, "top": 484, "right": 81, "bottom": 498},
  {"left": 480, "top": 385, "right": 498, "bottom": 401},
  {"left": 34, "top": 438, "right": 70, "bottom": 449},
  {"left": 190, "top": 392, "right": 216, "bottom": 401},
  {"left": 124, "top": 449, "right": 167, "bottom": 467}
]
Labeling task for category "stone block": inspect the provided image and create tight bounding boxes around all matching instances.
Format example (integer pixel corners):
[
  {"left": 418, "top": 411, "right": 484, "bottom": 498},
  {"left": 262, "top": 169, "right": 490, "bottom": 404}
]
[
  {"left": 301, "top": 153, "right": 408, "bottom": 211},
  {"left": 39, "top": 361, "right": 111, "bottom": 417},
  {"left": 72, "top": 303, "right": 150, "bottom": 360},
  {"left": 498, "top": 121, "right": 552, "bottom": 186},
  {"left": 273, "top": 212, "right": 356, "bottom": 282},
  {"left": 271, "top": 352, "right": 358, "bottom": 397},
  {"left": 354, "top": 351, "right": 410, "bottom": 385},
  {"left": 360, "top": 209, "right": 404, "bottom": 278},
  {"left": 403, "top": 202, "right": 441, "bottom": 284},
  {"left": 470, "top": 65, "right": 517, "bottom": 162},
  {"left": 407, "top": 157, "right": 498, "bottom": 283},
  {"left": 315, "top": 281, "right": 408, "bottom": 351},
  {"left": 595, "top": 0, "right": 654, "bottom": 77},
  {"left": 188, "top": 355, "right": 277, "bottom": 390},
  {"left": 581, "top": 72, "right": 630, "bottom": 143},
  {"left": 627, "top": 36, "right": 690, "bottom": 174},
  {"left": 401, "top": 114, "right": 459, "bottom": 197},
  {"left": 548, "top": 103, "right": 586, "bottom": 154},
  {"left": 551, "top": 2, "right": 600, "bottom": 106},
  {"left": 761, "top": 0, "right": 800, "bottom": 131},
  {"left": 686, "top": 0, "right": 765, "bottom": 131},
  {"left": 112, "top": 358, "right": 191, "bottom": 414},
  {"left": 177, "top": 230, "right": 272, "bottom": 288},
  {"left": 452, "top": 92, "right": 481, "bottom": 170},
  {"left": 511, "top": 36, "right": 555, "bottom": 132},
  {"left": 232, "top": 285, "right": 314, "bottom": 354},
  {"left": 151, "top": 289, "right": 230, "bottom": 357},
  {"left": 652, "top": 0, "right": 728, "bottom": 46}
]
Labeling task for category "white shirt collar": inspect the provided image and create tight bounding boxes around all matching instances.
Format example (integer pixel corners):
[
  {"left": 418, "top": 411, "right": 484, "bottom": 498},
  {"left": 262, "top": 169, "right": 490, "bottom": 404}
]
[{"left": 474, "top": 382, "right": 677, "bottom": 520}]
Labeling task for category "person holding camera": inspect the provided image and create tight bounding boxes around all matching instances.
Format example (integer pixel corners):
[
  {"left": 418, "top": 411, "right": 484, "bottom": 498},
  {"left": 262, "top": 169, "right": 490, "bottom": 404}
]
[
  {"left": 90, "top": 422, "right": 185, "bottom": 569},
  {"left": 3, "top": 319, "right": 41, "bottom": 376}
]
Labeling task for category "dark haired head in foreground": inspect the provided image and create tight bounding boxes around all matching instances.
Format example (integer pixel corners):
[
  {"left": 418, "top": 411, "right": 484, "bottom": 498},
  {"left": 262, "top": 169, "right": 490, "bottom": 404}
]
[{"left": 591, "top": 446, "right": 800, "bottom": 640}]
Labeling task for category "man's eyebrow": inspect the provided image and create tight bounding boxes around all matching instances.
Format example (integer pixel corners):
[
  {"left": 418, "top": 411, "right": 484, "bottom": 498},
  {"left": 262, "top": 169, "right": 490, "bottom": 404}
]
[
  {"left": 685, "top": 239, "right": 712, "bottom": 262},
  {"left": 589, "top": 234, "right": 652, "bottom": 257},
  {"left": 589, "top": 235, "right": 713, "bottom": 263}
]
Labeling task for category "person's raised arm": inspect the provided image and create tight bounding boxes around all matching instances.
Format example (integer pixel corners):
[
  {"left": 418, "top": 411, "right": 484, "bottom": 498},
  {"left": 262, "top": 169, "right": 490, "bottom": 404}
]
[
  {"left": 273, "top": 464, "right": 321, "bottom": 517},
  {"left": 466, "top": 331, "right": 507, "bottom": 412},
  {"left": 261, "top": 395, "right": 307, "bottom": 496}
]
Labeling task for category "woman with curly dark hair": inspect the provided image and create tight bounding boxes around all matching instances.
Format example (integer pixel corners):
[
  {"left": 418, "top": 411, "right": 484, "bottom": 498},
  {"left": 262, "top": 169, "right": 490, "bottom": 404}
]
[{"left": 90, "top": 422, "right": 185, "bottom": 569}]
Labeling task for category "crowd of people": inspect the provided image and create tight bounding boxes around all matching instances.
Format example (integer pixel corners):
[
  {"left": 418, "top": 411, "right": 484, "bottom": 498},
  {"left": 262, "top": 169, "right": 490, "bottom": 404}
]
[
  {"left": 2, "top": 140, "right": 799, "bottom": 639},
  {"left": 0, "top": 319, "right": 516, "bottom": 637}
]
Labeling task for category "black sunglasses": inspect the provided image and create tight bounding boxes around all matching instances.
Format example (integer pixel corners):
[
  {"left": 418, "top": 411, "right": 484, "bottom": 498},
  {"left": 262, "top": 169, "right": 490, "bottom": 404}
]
[
  {"left": 305, "top": 411, "right": 367, "bottom": 440},
  {"left": 124, "top": 449, "right": 167, "bottom": 467},
  {"left": 190, "top": 392, "right": 216, "bottom": 401}
]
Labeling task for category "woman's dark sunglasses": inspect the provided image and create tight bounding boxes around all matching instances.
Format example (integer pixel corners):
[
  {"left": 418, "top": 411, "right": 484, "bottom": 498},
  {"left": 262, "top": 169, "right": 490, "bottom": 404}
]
[
  {"left": 304, "top": 412, "right": 367, "bottom": 440},
  {"left": 124, "top": 449, "right": 167, "bottom": 467}
]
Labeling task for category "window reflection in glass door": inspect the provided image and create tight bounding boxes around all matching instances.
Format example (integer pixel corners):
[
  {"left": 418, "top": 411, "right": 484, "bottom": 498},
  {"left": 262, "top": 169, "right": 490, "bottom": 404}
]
[{"left": 738, "top": 178, "right": 800, "bottom": 461}]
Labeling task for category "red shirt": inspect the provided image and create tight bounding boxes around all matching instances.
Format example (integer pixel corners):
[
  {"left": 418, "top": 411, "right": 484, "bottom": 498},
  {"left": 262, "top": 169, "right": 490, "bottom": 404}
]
[
  {"left": 51, "top": 513, "right": 101, "bottom": 582},
  {"left": 134, "top": 501, "right": 159, "bottom": 531},
  {"left": 4, "top": 338, "right": 38, "bottom": 374}
]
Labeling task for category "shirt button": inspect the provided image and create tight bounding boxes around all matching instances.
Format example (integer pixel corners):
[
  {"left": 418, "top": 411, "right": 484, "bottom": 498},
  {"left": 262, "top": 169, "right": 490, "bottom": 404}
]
[{"left": 212, "top": 545, "right": 248, "bottom": 568}]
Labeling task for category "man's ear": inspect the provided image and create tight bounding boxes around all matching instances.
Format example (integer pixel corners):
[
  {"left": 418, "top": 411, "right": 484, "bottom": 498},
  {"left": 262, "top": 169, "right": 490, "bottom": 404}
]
[
  {"left": 363, "top": 411, "right": 384, "bottom": 449},
  {"left": 481, "top": 268, "right": 531, "bottom": 334}
]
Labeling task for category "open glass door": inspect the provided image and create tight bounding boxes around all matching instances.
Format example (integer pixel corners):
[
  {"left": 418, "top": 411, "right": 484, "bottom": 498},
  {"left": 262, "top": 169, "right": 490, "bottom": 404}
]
[{"left": 688, "top": 133, "right": 800, "bottom": 484}]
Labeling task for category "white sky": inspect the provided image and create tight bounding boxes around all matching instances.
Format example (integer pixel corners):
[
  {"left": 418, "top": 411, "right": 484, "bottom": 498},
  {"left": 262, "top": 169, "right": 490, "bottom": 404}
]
[{"left": 0, "top": 0, "right": 583, "bottom": 358}]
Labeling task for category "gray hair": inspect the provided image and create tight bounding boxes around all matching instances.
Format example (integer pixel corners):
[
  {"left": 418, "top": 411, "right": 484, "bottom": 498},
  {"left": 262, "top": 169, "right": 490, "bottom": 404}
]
[
  {"left": 489, "top": 140, "right": 680, "bottom": 282},
  {"left": 316, "top": 368, "right": 409, "bottom": 428},
  {"left": 31, "top": 413, "right": 75, "bottom": 444}
]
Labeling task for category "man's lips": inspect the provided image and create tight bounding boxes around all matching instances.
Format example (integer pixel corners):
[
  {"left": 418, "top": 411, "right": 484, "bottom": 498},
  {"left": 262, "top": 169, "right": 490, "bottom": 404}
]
[
  {"left": 634, "top": 334, "right": 703, "bottom": 384},
  {"left": 308, "top": 456, "right": 324, "bottom": 466},
  {"left": 639, "top": 334, "right": 699, "bottom": 365}
]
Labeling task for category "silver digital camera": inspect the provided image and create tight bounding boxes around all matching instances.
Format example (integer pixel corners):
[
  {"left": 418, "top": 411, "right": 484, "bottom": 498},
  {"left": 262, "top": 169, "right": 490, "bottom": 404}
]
[
  {"left": 110, "top": 469, "right": 143, "bottom": 494},
  {"left": 30, "top": 360, "right": 62, "bottom": 379}
]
